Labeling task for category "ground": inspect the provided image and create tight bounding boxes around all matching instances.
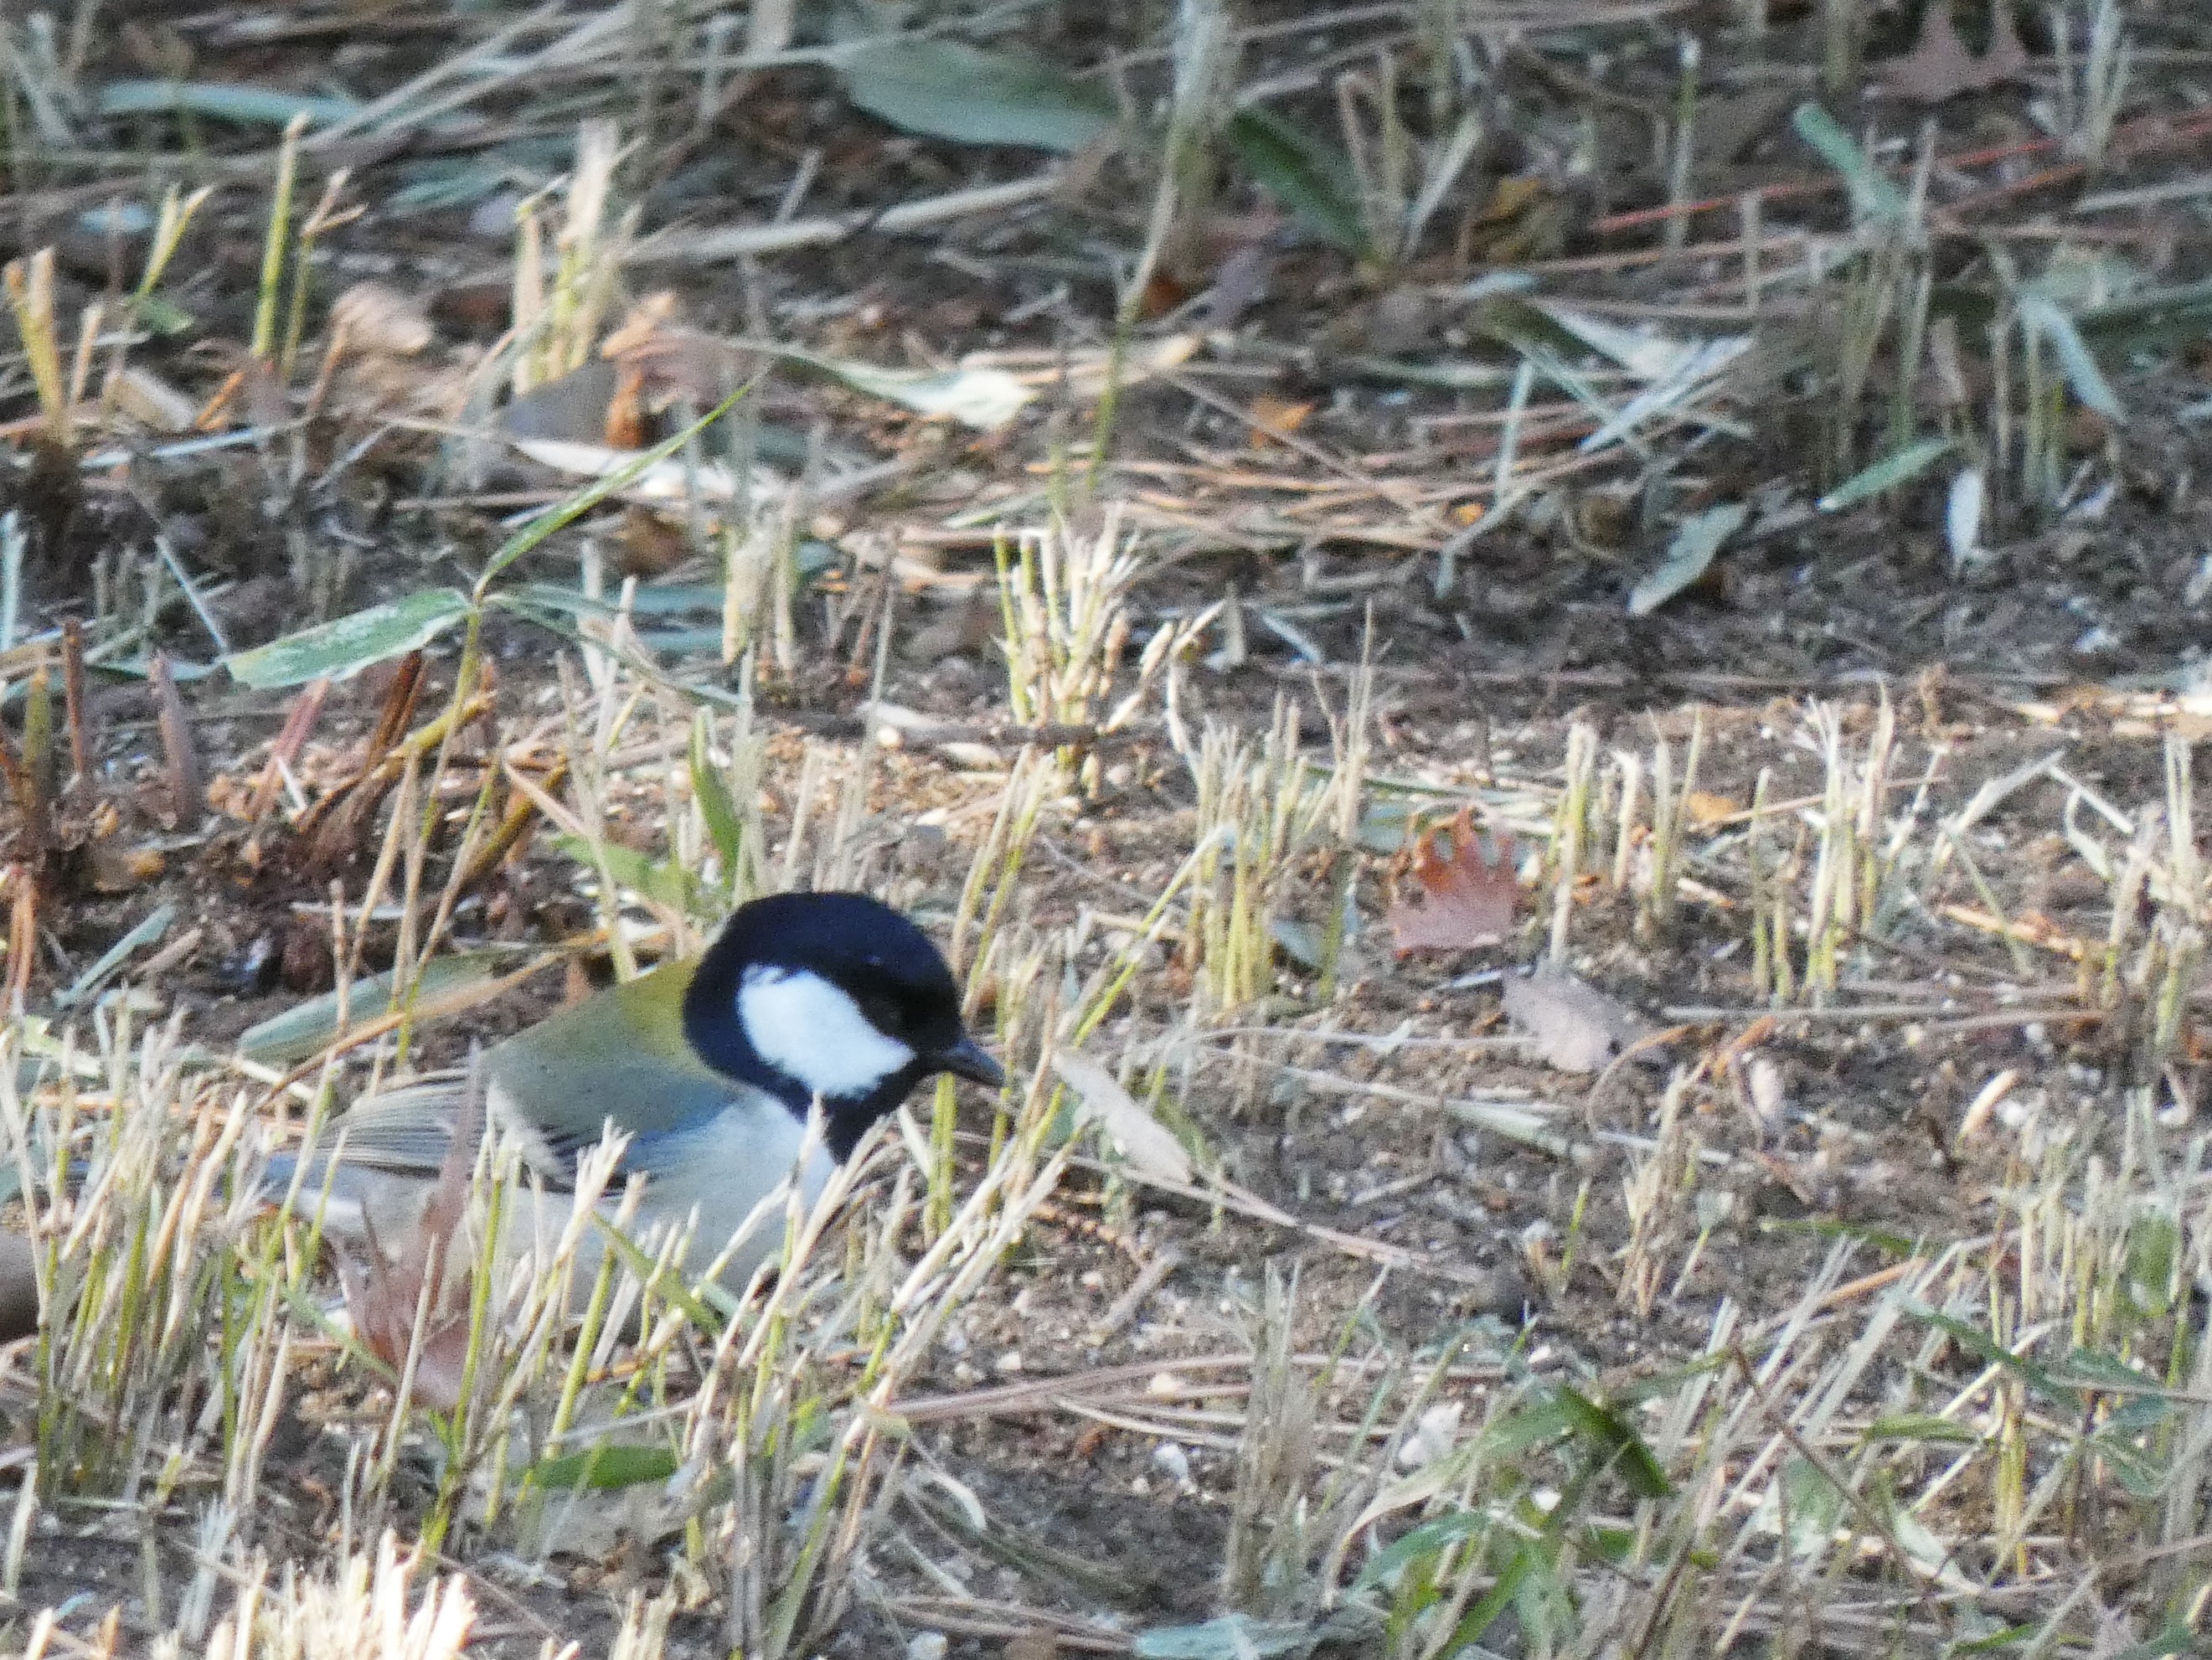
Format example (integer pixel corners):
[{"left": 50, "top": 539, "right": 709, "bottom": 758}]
[{"left": 0, "top": 3, "right": 2206, "bottom": 1658}]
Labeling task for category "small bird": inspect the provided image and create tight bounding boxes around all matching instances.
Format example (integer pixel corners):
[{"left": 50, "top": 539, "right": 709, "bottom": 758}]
[{"left": 274, "top": 890, "right": 1003, "bottom": 1291}]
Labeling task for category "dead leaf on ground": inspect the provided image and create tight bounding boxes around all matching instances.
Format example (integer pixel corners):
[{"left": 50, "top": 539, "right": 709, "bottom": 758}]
[
  {"left": 330, "top": 281, "right": 434, "bottom": 358},
  {"left": 1387, "top": 806, "right": 1518, "bottom": 954},
  {"left": 334, "top": 1050, "right": 487, "bottom": 1414},
  {"left": 1246, "top": 394, "right": 1314, "bottom": 448},
  {"left": 108, "top": 364, "right": 199, "bottom": 433},
  {"left": 1682, "top": 789, "right": 1740, "bottom": 827},
  {"left": 1501, "top": 968, "right": 1655, "bottom": 1074},
  {"left": 1880, "top": 1, "right": 2029, "bottom": 103}
]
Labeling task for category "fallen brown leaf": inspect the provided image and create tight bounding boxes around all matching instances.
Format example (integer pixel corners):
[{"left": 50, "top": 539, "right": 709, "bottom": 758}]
[
  {"left": 330, "top": 281, "right": 434, "bottom": 358},
  {"left": 1387, "top": 806, "right": 1518, "bottom": 954},
  {"left": 1880, "top": 1, "right": 2029, "bottom": 103},
  {"left": 1246, "top": 394, "right": 1314, "bottom": 449},
  {"left": 335, "top": 1052, "right": 487, "bottom": 1414}
]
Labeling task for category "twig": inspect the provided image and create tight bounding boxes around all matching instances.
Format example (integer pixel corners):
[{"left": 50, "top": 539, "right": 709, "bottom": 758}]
[
  {"left": 889, "top": 1354, "right": 1249, "bottom": 1425},
  {"left": 1091, "top": 1247, "right": 1184, "bottom": 1340},
  {"left": 247, "top": 677, "right": 331, "bottom": 823},
  {"left": 58, "top": 620, "right": 87, "bottom": 787},
  {"left": 627, "top": 170, "right": 1066, "bottom": 265},
  {"left": 148, "top": 652, "right": 204, "bottom": 827}
]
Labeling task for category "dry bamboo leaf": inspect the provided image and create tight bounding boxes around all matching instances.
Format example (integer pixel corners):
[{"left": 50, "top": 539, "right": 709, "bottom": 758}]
[
  {"left": 1501, "top": 969, "right": 1653, "bottom": 1075},
  {"left": 330, "top": 281, "right": 434, "bottom": 358},
  {"left": 1053, "top": 1048, "right": 1194, "bottom": 1186}
]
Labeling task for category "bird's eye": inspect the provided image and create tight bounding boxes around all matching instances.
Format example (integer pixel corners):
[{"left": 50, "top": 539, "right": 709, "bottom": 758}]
[{"left": 858, "top": 992, "right": 907, "bottom": 1036}]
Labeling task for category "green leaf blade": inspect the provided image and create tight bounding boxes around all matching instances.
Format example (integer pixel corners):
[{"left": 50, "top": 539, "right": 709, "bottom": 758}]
[
  {"left": 1792, "top": 104, "right": 1910, "bottom": 225},
  {"left": 842, "top": 39, "right": 1118, "bottom": 153},
  {"left": 222, "top": 588, "right": 474, "bottom": 689},
  {"left": 2019, "top": 295, "right": 2126, "bottom": 422},
  {"left": 1228, "top": 106, "right": 1372, "bottom": 258},
  {"left": 1628, "top": 501, "right": 1748, "bottom": 616},
  {"left": 1817, "top": 436, "right": 1956, "bottom": 513}
]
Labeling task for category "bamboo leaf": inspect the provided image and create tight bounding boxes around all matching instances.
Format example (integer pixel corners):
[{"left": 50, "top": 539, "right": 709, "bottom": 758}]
[
  {"left": 2019, "top": 295, "right": 2126, "bottom": 421},
  {"left": 1228, "top": 106, "right": 1371, "bottom": 257},
  {"left": 690, "top": 719, "right": 746, "bottom": 879},
  {"left": 1792, "top": 104, "right": 1910, "bottom": 224},
  {"left": 95, "top": 81, "right": 358, "bottom": 126},
  {"left": 523, "top": 1443, "right": 679, "bottom": 1492},
  {"left": 223, "top": 588, "right": 473, "bottom": 689},
  {"left": 1817, "top": 436, "right": 1957, "bottom": 512},
  {"left": 1627, "top": 502, "right": 1747, "bottom": 616},
  {"left": 843, "top": 39, "right": 1118, "bottom": 153},
  {"left": 1554, "top": 1386, "right": 1671, "bottom": 1498}
]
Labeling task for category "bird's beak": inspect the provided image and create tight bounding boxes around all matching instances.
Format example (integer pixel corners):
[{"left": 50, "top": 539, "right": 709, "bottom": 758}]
[{"left": 933, "top": 1034, "right": 1005, "bottom": 1090}]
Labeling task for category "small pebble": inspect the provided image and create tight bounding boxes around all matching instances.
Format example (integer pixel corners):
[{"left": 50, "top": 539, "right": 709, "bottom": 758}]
[
  {"left": 1152, "top": 1441, "right": 1193, "bottom": 1487},
  {"left": 1397, "top": 1401, "right": 1463, "bottom": 1471}
]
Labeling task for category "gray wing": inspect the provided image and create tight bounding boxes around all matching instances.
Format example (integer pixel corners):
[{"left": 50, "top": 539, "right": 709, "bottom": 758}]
[
  {"left": 317, "top": 1074, "right": 473, "bottom": 1173},
  {"left": 273, "top": 1070, "right": 574, "bottom": 1195}
]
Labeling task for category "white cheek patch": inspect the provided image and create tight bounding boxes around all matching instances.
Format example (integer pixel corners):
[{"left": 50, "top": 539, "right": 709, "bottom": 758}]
[{"left": 738, "top": 966, "right": 915, "bottom": 1099}]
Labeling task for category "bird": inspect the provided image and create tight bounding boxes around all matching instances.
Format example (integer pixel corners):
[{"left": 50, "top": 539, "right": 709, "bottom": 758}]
[{"left": 271, "top": 889, "right": 1003, "bottom": 1295}]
